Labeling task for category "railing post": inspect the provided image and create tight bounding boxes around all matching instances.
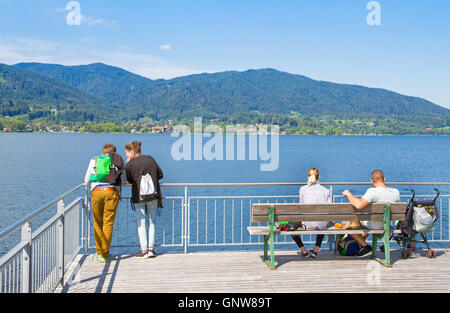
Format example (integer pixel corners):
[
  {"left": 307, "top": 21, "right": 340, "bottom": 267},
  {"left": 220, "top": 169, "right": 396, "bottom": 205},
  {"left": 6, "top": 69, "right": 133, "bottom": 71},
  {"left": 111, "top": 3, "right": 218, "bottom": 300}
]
[
  {"left": 83, "top": 186, "right": 89, "bottom": 256},
  {"left": 328, "top": 185, "right": 334, "bottom": 251},
  {"left": 57, "top": 199, "right": 65, "bottom": 287},
  {"left": 21, "top": 222, "right": 32, "bottom": 293},
  {"left": 184, "top": 185, "right": 189, "bottom": 254}
]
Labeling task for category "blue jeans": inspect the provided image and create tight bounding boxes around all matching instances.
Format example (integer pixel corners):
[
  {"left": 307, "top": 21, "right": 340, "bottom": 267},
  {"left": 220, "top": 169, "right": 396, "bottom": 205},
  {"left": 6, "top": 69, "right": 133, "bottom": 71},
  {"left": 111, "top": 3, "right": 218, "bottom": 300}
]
[{"left": 135, "top": 200, "right": 158, "bottom": 251}]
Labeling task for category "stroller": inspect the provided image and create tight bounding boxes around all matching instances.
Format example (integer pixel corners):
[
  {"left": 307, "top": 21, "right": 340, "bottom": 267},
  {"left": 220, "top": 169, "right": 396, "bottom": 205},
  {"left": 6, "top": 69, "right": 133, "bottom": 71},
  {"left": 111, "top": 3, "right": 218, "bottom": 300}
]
[{"left": 391, "top": 189, "right": 440, "bottom": 259}]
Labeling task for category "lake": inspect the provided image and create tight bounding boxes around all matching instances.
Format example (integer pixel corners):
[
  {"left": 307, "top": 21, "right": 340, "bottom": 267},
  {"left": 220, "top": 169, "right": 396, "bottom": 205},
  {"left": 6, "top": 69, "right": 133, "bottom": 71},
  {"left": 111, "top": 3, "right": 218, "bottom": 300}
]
[{"left": 0, "top": 133, "right": 449, "bottom": 255}]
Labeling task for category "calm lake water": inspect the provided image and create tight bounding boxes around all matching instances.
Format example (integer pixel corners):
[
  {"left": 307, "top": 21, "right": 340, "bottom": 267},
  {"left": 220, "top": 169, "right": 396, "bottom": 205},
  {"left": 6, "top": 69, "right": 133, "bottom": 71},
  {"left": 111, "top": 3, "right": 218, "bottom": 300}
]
[{"left": 0, "top": 133, "right": 449, "bottom": 255}]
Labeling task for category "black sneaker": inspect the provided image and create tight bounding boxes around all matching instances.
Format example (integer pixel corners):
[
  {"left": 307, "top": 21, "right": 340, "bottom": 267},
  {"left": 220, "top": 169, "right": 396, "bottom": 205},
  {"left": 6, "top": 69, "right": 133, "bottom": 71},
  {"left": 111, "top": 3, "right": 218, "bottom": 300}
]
[
  {"left": 301, "top": 250, "right": 311, "bottom": 258},
  {"left": 147, "top": 249, "right": 156, "bottom": 258},
  {"left": 356, "top": 245, "right": 372, "bottom": 258},
  {"left": 308, "top": 250, "right": 318, "bottom": 258}
]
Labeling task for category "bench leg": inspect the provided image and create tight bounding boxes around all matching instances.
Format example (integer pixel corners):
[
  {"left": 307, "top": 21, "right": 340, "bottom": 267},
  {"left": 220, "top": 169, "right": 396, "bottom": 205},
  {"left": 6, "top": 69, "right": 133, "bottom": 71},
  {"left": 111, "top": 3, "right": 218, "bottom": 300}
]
[
  {"left": 264, "top": 235, "right": 268, "bottom": 261},
  {"left": 373, "top": 234, "right": 392, "bottom": 268},
  {"left": 265, "top": 232, "right": 276, "bottom": 270},
  {"left": 383, "top": 232, "right": 391, "bottom": 267},
  {"left": 371, "top": 235, "right": 378, "bottom": 259}
]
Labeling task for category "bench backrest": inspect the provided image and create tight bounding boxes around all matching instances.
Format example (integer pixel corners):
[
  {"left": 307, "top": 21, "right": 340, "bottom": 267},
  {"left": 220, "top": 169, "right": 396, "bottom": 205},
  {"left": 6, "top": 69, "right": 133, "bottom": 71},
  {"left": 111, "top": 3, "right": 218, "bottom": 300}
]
[{"left": 252, "top": 203, "right": 408, "bottom": 223}]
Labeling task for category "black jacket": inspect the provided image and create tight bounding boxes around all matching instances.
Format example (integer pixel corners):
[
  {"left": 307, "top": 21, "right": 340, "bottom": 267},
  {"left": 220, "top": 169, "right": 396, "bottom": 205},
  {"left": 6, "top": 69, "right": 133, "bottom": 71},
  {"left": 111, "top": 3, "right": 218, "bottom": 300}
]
[{"left": 125, "top": 155, "right": 164, "bottom": 207}]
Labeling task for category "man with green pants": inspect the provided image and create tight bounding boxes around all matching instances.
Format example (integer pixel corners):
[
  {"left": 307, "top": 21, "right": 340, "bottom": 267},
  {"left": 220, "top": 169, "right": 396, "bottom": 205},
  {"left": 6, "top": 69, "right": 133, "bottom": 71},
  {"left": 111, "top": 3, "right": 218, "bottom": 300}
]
[{"left": 84, "top": 143, "right": 123, "bottom": 263}]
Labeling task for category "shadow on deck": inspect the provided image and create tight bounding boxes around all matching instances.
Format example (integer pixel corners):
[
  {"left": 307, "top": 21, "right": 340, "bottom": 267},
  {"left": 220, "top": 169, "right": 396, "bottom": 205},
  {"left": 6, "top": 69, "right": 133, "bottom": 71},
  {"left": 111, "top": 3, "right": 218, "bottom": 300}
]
[{"left": 56, "top": 248, "right": 450, "bottom": 293}]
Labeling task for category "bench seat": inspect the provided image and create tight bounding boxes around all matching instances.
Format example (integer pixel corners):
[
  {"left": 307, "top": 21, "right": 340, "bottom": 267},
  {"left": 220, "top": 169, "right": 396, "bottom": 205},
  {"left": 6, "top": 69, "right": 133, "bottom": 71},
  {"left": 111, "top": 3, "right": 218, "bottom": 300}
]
[{"left": 247, "top": 226, "right": 402, "bottom": 236}]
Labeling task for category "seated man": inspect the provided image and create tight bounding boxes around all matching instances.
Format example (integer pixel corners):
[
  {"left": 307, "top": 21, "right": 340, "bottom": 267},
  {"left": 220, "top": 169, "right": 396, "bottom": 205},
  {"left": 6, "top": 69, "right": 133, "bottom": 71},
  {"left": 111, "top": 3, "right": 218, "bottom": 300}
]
[{"left": 342, "top": 169, "right": 400, "bottom": 258}]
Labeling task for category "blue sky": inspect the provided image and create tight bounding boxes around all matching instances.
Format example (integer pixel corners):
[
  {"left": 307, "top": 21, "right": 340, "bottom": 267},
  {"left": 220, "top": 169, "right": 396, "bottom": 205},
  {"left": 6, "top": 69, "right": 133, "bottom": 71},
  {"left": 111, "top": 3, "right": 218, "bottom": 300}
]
[{"left": 0, "top": 0, "right": 449, "bottom": 109}]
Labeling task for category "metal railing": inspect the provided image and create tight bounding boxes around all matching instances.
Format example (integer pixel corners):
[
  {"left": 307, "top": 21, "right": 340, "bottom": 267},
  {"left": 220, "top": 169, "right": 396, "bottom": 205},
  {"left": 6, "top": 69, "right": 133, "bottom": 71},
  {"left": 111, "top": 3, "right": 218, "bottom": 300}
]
[
  {"left": 1, "top": 181, "right": 449, "bottom": 293},
  {"left": 0, "top": 185, "right": 87, "bottom": 293}
]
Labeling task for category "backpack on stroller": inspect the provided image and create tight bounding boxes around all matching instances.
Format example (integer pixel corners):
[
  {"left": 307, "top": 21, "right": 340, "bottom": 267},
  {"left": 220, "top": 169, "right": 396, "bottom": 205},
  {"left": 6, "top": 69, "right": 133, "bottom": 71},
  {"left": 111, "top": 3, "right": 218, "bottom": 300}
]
[{"left": 390, "top": 189, "right": 439, "bottom": 259}]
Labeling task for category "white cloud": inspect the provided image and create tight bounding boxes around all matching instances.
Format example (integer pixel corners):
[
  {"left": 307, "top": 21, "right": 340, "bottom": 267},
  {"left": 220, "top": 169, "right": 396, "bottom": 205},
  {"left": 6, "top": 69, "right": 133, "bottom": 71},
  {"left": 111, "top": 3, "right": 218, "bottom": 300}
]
[
  {"left": 159, "top": 44, "right": 172, "bottom": 52},
  {"left": 81, "top": 15, "right": 117, "bottom": 27},
  {"left": 0, "top": 37, "right": 213, "bottom": 80}
]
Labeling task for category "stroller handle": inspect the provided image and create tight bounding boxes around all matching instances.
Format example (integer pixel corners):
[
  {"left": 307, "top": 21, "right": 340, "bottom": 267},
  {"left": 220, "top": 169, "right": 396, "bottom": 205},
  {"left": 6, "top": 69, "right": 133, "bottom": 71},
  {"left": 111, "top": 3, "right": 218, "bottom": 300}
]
[{"left": 433, "top": 188, "right": 440, "bottom": 202}]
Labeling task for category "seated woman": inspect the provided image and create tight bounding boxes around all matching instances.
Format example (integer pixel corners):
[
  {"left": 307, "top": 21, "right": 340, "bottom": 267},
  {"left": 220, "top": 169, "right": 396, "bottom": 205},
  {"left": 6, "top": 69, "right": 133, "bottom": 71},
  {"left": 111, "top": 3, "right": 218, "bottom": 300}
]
[{"left": 291, "top": 168, "right": 332, "bottom": 258}]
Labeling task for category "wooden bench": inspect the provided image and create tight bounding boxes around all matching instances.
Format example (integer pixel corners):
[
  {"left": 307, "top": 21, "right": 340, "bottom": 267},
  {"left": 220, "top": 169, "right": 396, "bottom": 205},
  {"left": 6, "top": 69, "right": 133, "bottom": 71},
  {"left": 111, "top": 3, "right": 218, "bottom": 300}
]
[{"left": 247, "top": 202, "right": 408, "bottom": 270}]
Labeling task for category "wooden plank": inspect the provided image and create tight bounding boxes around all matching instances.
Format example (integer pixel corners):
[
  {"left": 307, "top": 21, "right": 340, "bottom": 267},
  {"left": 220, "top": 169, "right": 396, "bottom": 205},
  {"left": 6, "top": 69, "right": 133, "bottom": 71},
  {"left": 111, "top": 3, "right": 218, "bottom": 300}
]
[
  {"left": 252, "top": 203, "right": 407, "bottom": 215},
  {"left": 252, "top": 213, "right": 405, "bottom": 223},
  {"left": 247, "top": 226, "right": 401, "bottom": 236},
  {"left": 56, "top": 249, "right": 450, "bottom": 293}
]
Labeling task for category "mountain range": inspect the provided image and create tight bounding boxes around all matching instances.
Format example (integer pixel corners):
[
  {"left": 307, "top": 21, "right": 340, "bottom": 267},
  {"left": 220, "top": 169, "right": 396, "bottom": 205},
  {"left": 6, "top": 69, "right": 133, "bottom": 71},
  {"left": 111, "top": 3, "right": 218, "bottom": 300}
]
[{"left": 0, "top": 62, "right": 449, "bottom": 124}]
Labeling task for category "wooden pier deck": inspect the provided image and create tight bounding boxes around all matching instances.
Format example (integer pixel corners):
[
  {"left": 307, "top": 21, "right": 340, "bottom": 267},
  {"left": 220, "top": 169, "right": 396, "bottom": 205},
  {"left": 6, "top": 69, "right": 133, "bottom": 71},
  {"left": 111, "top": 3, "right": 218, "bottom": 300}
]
[{"left": 56, "top": 248, "right": 450, "bottom": 293}]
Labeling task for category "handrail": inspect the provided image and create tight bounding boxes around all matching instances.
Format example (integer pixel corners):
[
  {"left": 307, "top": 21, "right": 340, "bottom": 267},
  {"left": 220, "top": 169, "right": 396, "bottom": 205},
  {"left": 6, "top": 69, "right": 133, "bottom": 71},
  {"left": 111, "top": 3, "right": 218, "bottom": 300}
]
[
  {"left": 0, "top": 184, "right": 85, "bottom": 241},
  {"left": 2, "top": 182, "right": 449, "bottom": 240},
  {"left": 158, "top": 182, "right": 450, "bottom": 187}
]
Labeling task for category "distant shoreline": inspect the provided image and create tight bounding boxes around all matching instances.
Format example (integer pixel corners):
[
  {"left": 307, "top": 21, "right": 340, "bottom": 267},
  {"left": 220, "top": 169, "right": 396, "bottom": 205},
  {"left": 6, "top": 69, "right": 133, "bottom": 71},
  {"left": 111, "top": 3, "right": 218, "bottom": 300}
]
[{"left": 1, "top": 131, "right": 449, "bottom": 137}]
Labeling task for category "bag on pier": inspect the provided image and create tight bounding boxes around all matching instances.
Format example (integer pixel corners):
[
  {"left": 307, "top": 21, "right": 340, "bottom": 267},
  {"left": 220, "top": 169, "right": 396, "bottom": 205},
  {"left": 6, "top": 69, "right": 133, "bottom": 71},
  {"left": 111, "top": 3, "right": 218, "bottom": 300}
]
[{"left": 336, "top": 234, "right": 361, "bottom": 256}]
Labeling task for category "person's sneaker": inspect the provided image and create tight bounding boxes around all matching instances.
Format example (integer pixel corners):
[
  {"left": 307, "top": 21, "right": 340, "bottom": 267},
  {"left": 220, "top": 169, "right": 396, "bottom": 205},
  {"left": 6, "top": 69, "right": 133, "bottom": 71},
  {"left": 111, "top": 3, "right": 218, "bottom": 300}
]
[
  {"left": 147, "top": 249, "right": 156, "bottom": 258},
  {"left": 105, "top": 254, "right": 119, "bottom": 260},
  {"left": 301, "top": 250, "right": 311, "bottom": 258},
  {"left": 308, "top": 250, "right": 318, "bottom": 258},
  {"left": 98, "top": 257, "right": 114, "bottom": 263},
  {"left": 135, "top": 250, "right": 148, "bottom": 258},
  {"left": 356, "top": 245, "right": 372, "bottom": 258}
]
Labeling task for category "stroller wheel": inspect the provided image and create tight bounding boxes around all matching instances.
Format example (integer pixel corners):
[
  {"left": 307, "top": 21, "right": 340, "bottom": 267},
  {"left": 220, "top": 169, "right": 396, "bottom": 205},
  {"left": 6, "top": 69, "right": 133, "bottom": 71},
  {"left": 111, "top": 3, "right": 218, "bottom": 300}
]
[{"left": 426, "top": 250, "right": 436, "bottom": 258}]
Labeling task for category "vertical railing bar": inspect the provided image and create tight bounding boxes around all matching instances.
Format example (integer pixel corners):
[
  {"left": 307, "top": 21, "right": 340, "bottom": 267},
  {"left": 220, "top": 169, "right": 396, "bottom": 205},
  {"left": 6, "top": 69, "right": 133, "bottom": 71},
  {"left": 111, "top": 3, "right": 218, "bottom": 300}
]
[
  {"left": 37, "top": 234, "right": 40, "bottom": 293},
  {"left": 196, "top": 199, "right": 199, "bottom": 245},
  {"left": 184, "top": 186, "right": 189, "bottom": 252},
  {"left": 214, "top": 199, "right": 217, "bottom": 244},
  {"left": 53, "top": 224, "right": 56, "bottom": 290},
  {"left": 43, "top": 231, "right": 47, "bottom": 293},
  {"left": 8, "top": 254, "right": 12, "bottom": 293},
  {"left": 38, "top": 234, "right": 42, "bottom": 292},
  {"left": 173, "top": 197, "right": 176, "bottom": 246},
  {"left": 205, "top": 200, "right": 208, "bottom": 244},
  {"left": 241, "top": 199, "right": 243, "bottom": 243},
  {"left": 232, "top": 199, "right": 234, "bottom": 244},
  {"left": 439, "top": 198, "right": 442, "bottom": 241},
  {"left": 12, "top": 257, "right": 15, "bottom": 293},
  {"left": 223, "top": 198, "right": 226, "bottom": 244},
  {"left": 44, "top": 233, "right": 47, "bottom": 292},
  {"left": 48, "top": 228, "right": 52, "bottom": 292}
]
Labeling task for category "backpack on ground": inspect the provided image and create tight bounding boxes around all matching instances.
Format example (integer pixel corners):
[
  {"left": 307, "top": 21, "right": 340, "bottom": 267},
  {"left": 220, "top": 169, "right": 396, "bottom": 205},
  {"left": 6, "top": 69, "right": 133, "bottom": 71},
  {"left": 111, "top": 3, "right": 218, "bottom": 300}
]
[
  {"left": 90, "top": 155, "right": 112, "bottom": 183},
  {"left": 139, "top": 173, "right": 159, "bottom": 202},
  {"left": 336, "top": 234, "right": 361, "bottom": 256}
]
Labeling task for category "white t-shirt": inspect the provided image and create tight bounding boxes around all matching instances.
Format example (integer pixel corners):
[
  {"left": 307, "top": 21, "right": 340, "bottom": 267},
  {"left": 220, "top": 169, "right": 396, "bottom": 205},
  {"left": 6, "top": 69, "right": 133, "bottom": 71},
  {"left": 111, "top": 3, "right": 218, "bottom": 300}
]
[
  {"left": 299, "top": 182, "right": 332, "bottom": 230},
  {"left": 361, "top": 187, "right": 400, "bottom": 229}
]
